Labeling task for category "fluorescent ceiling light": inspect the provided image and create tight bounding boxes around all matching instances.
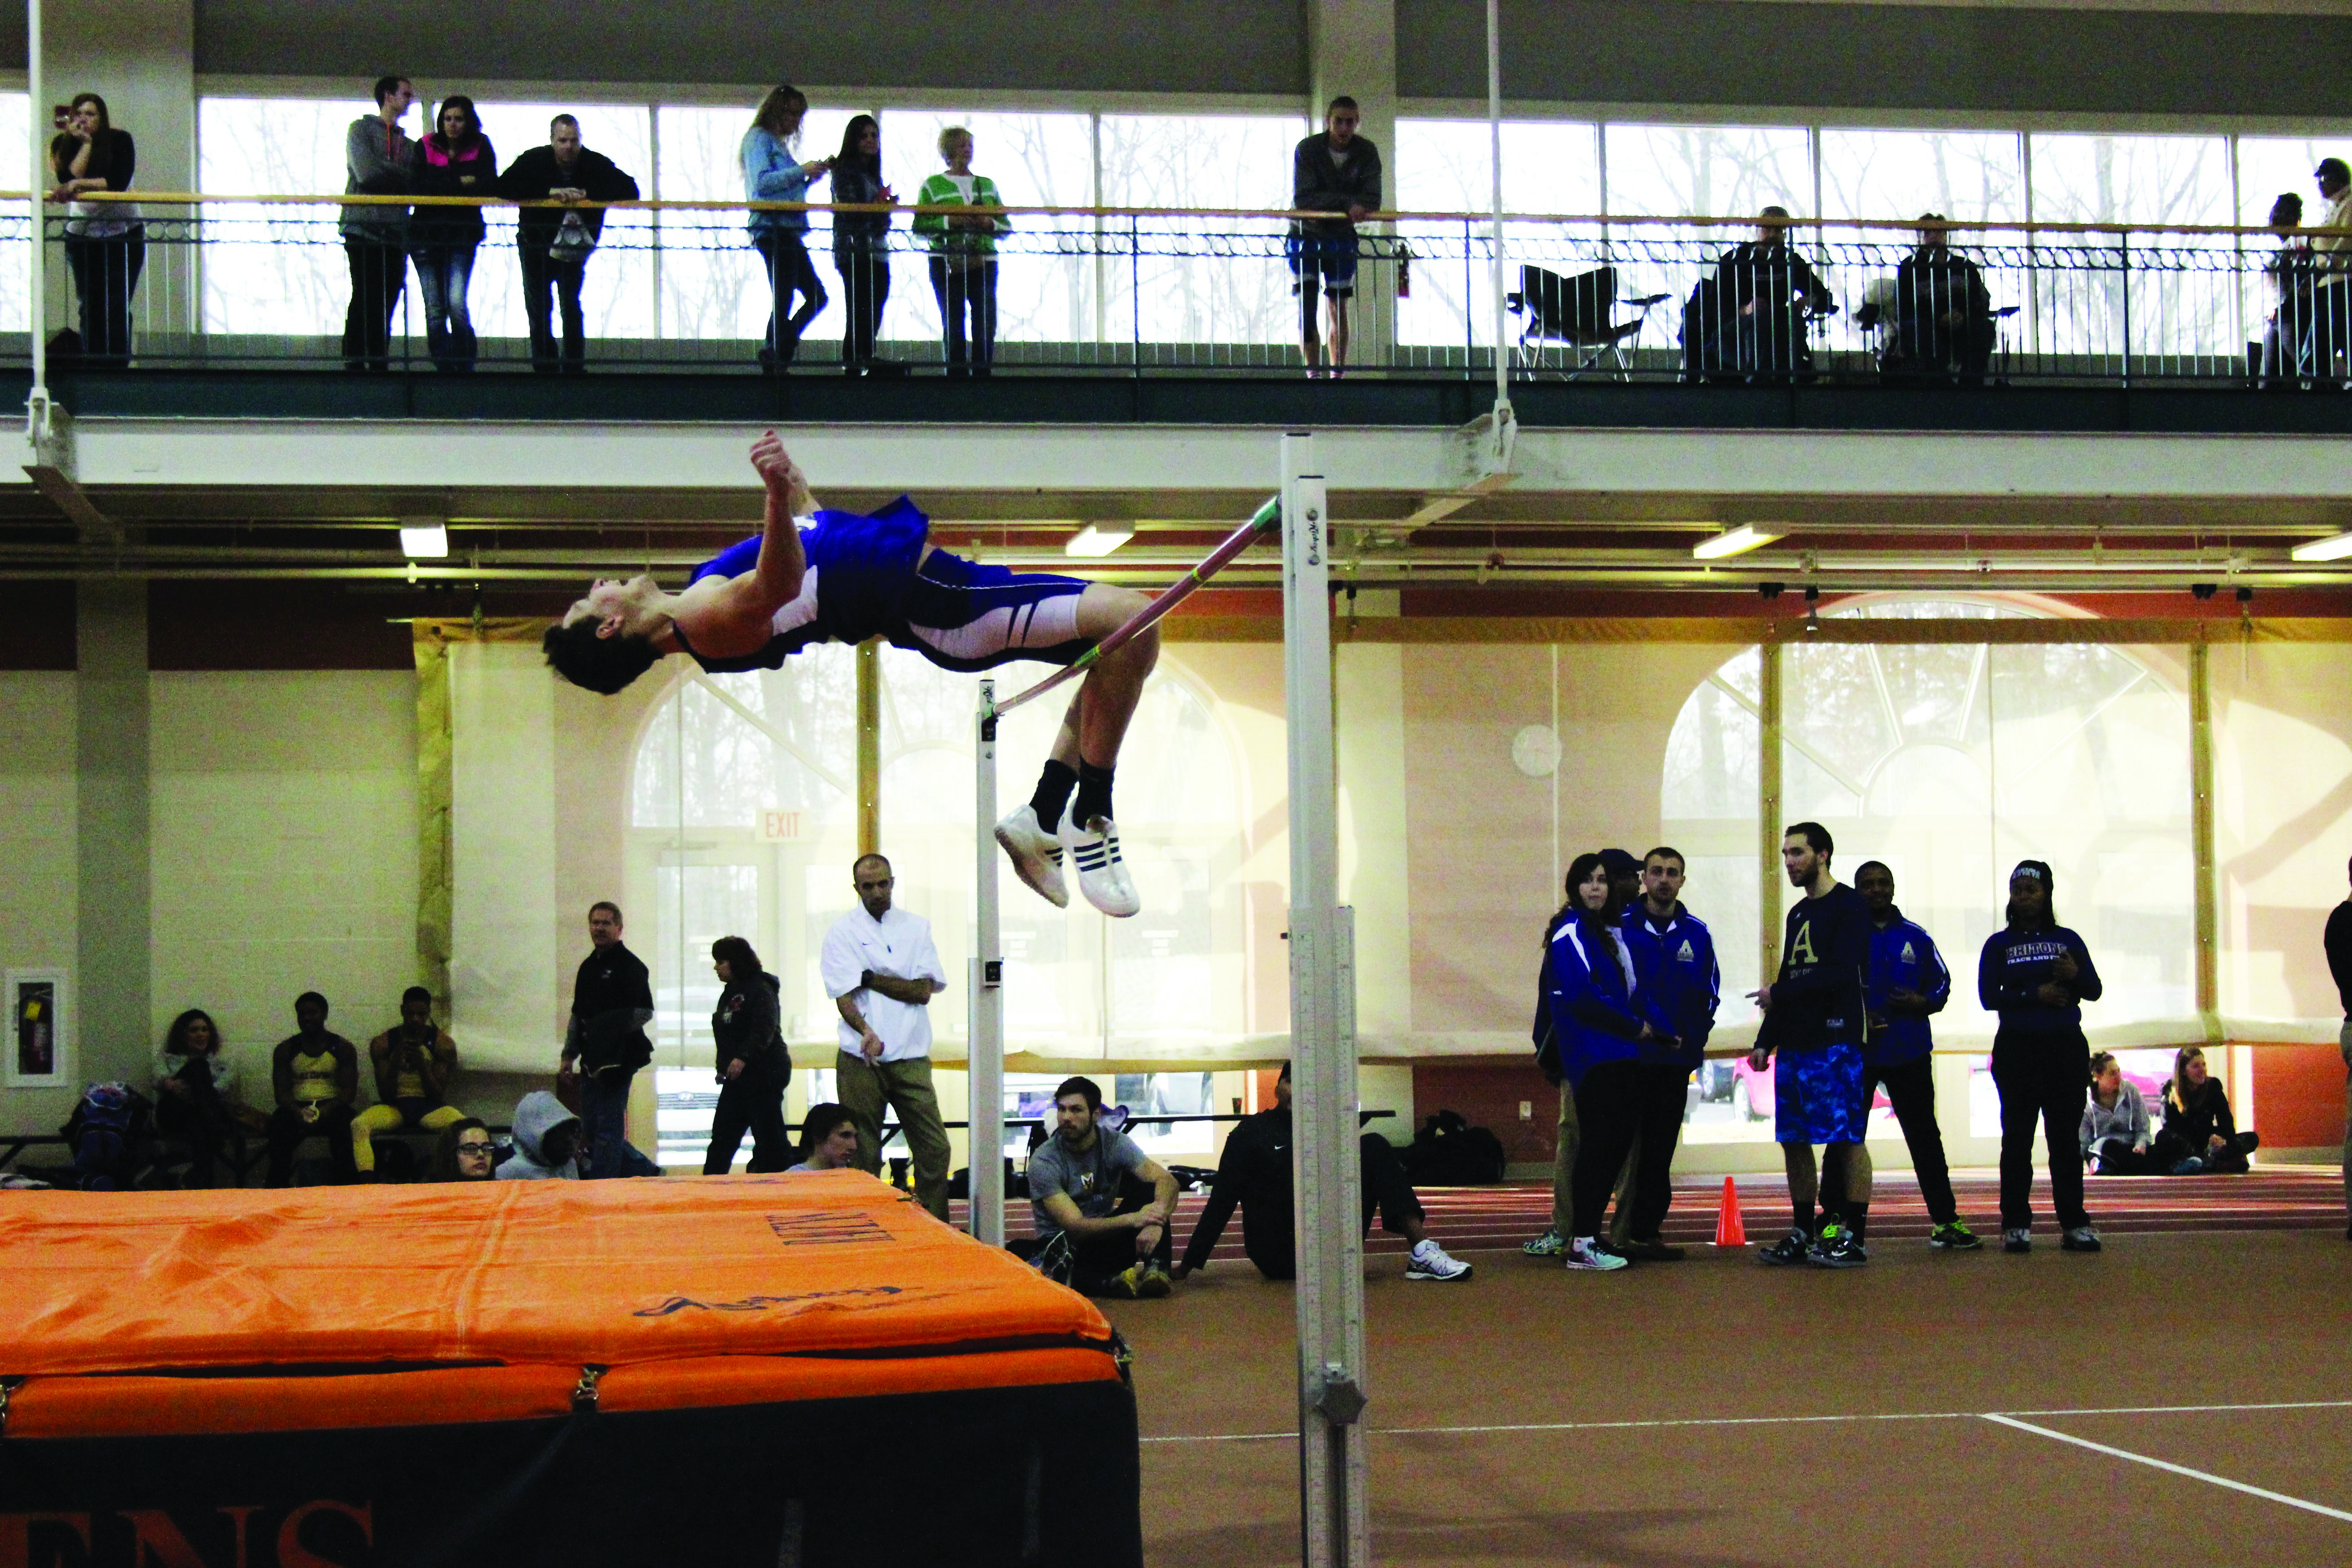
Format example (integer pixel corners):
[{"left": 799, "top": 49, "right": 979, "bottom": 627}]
[
  {"left": 2289, "top": 530, "right": 2352, "bottom": 563},
  {"left": 1691, "top": 525, "right": 1783, "bottom": 561},
  {"left": 398, "top": 523, "right": 450, "bottom": 559},
  {"left": 1065, "top": 525, "right": 1134, "bottom": 558}
]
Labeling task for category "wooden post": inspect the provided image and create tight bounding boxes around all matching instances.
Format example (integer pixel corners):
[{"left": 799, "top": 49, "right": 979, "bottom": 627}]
[
  {"left": 1758, "top": 634, "right": 1785, "bottom": 980},
  {"left": 2189, "top": 637, "right": 2222, "bottom": 1044},
  {"left": 856, "top": 637, "right": 881, "bottom": 857}
]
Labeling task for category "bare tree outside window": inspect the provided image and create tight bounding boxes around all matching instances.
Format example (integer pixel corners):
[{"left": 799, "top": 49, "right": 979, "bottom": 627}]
[
  {"left": 1394, "top": 118, "right": 1600, "bottom": 358},
  {"left": 2029, "top": 134, "right": 2234, "bottom": 370},
  {"left": 1098, "top": 113, "right": 1299, "bottom": 366}
]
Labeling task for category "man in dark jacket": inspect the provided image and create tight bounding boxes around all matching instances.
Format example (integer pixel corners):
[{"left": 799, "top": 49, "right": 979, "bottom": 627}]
[
  {"left": 1694, "top": 206, "right": 1833, "bottom": 381},
  {"left": 1289, "top": 96, "right": 1382, "bottom": 378},
  {"left": 1888, "top": 214, "right": 1993, "bottom": 384},
  {"left": 1173, "top": 1063, "right": 1470, "bottom": 1284},
  {"left": 560, "top": 900, "right": 661, "bottom": 1178},
  {"left": 497, "top": 114, "right": 641, "bottom": 373}
]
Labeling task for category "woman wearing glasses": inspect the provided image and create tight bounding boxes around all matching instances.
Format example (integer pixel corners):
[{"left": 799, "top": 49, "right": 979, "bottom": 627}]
[{"left": 434, "top": 1117, "right": 498, "bottom": 1181}]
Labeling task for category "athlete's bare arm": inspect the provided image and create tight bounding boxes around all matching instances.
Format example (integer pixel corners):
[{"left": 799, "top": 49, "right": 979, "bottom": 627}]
[{"left": 666, "top": 432, "right": 814, "bottom": 660}]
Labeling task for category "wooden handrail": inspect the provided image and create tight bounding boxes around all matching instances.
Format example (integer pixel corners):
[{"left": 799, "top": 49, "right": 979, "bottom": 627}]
[{"left": 14, "top": 187, "right": 2352, "bottom": 241}]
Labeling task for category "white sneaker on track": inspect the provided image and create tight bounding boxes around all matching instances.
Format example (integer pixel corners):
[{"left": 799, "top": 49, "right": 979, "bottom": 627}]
[{"left": 1405, "top": 1240, "right": 1473, "bottom": 1282}]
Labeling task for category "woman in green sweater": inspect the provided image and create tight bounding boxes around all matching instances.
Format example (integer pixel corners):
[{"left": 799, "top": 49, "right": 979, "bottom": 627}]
[{"left": 911, "top": 126, "right": 1005, "bottom": 376}]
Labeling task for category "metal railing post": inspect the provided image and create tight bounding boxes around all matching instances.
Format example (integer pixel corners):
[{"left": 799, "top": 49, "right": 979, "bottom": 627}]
[
  {"left": 26, "top": 0, "right": 48, "bottom": 438},
  {"left": 2120, "top": 228, "right": 2132, "bottom": 390}
]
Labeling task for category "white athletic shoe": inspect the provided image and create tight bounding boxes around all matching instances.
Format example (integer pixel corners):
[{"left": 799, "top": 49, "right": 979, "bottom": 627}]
[
  {"left": 993, "top": 805, "right": 1068, "bottom": 908},
  {"left": 1404, "top": 1240, "right": 1473, "bottom": 1282},
  {"left": 1564, "top": 1236, "right": 1630, "bottom": 1273},
  {"left": 1060, "top": 813, "right": 1141, "bottom": 918}
]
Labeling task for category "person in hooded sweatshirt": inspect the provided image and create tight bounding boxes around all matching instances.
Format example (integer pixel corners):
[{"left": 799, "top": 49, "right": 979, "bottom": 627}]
[
  {"left": 499, "top": 1090, "right": 586, "bottom": 1180},
  {"left": 1979, "top": 859, "right": 2103, "bottom": 1254}
]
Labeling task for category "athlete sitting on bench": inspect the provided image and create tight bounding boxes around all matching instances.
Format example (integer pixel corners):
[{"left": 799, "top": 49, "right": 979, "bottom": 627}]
[{"left": 542, "top": 432, "right": 1155, "bottom": 917}]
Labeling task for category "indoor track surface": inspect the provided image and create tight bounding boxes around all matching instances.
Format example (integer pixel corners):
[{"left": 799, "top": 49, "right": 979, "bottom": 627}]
[{"left": 976, "top": 1169, "right": 2352, "bottom": 1567}]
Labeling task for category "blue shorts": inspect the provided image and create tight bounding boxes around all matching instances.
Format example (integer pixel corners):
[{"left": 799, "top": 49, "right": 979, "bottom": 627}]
[
  {"left": 1286, "top": 232, "right": 1359, "bottom": 294},
  {"left": 895, "top": 548, "right": 1093, "bottom": 673},
  {"left": 1775, "top": 1044, "right": 1867, "bottom": 1146}
]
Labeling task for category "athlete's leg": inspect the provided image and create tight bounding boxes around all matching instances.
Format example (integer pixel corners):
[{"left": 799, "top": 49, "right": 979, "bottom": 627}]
[
  {"left": 350, "top": 1102, "right": 403, "bottom": 1175},
  {"left": 1781, "top": 1141, "right": 1819, "bottom": 1233},
  {"left": 1882, "top": 1057, "right": 1959, "bottom": 1225},
  {"left": 1059, "top": 582, "right": 1160, "bottom": 774}
]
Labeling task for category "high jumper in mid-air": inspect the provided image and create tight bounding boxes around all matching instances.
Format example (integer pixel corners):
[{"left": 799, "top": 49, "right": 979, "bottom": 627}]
[{"left": 543, "top": 431, "right": 1153, "bottom": 917}]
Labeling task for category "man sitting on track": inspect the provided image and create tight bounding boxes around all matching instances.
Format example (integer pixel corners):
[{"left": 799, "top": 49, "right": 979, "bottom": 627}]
[
  {"left": 541, "top": 431, "right": 1154, "bottom": 917},
  {"left": 1749, "top": 822, "right": 1876, "bottom": 1269},
  {"left": 1171, "top": 1061, "right": 1472, "bottom": 1284},
  {"left": 1024, "top": 1076, "right": 1180, "bottom": 1298}
]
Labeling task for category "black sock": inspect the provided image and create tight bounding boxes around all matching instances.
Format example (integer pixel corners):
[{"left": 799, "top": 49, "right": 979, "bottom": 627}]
[
  {"left": 1792, "top": 1204, "right": 1813, "bottom": 1237},
  {"left": 1843, "top": 1201, "right": 1869, "bottom": 1242},
  {"left": 1072, "top": 761, "right": 1115, "bottom": 828},
  {"left": 1029, "top": 760, "right": 1078, "bottom": 833}
]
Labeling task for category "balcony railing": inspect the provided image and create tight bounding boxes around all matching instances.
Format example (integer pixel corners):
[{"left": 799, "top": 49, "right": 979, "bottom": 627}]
[{"left": 16, "top": 190, "right": 2347, "bottom": 387}]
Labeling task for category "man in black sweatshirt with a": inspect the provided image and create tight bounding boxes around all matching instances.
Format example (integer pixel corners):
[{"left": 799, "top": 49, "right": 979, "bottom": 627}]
[
  {"left": 1749, "top": 821, "right": 1876, "bottom": 1268},
  {"left": 1173, "top": 1063, "right": 1470, "bottom": 1284},
  {"left": 497, "top": 114, "right": 640, "bottom": 373},
  {"left": 2327, "top": 858, "right": 2352, "bottom": 1238}
]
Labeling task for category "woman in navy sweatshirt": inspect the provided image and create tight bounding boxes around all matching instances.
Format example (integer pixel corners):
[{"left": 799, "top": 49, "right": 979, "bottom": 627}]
[
  {"left": 1978, "top": 859, "right": 2104, "bottom": 1254},
  {"left": 1547, "top": 851, "right": 1676, "bottom": 1273}
]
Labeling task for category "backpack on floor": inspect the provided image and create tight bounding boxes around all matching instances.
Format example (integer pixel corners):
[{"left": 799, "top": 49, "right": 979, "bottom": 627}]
[
  {"left": 65, "top": 1082, "right": 155, "bottom": 1191},
  {"left": 1397, "top": 1108, "right": 1507, "bottom": 1186}
]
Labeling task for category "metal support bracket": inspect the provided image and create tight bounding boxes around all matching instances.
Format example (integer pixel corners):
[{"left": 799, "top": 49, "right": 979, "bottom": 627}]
[{"left": 1309, "top": 1363, "right": 1369, "bottom": 1426}]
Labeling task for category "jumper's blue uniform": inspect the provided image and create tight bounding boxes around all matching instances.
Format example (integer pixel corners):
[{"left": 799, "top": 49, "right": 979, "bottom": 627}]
[{"left": 680, "top": 496, "right": 1094, "bottom": 674}]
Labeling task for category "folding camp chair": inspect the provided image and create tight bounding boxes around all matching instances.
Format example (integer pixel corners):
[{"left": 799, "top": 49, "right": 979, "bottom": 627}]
[{"left": 1506, "top": 264, "right": 1671, "bottom": 380}]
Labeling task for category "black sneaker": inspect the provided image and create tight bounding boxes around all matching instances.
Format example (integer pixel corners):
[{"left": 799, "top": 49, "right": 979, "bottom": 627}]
[
  {"left": 1929, "top": 1221, "right": 1983, "bottom": 1251},
  {"left": 1759, "top": 1229, "right": 1812, "bottom": 1266},
  {"left": 2060, "top": 1226, "right": 2102, "bottom": 1253},
  {"left": 1810, "top": 1227, "right": 1868, "bottom": 1268}
]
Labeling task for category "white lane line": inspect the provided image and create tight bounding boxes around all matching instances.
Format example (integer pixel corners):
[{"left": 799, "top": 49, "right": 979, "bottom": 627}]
[
  {"left": 1140, "top": 1398, "right": 2352, "bottom": 1446},
  {"left": 1980, "top": 1413, "right": 2352, "bottom": 1524}
]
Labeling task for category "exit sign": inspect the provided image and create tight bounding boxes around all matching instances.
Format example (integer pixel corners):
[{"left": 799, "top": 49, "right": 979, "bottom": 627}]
[{"left": 757, "top": 809, "right": 807, "bottom": 842}]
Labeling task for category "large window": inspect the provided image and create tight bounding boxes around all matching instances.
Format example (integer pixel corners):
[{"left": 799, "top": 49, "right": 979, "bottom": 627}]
[
  {"left": 626, "top": 644, "right": 1247, "bottom": 1067},
  {"left": 1663, "top": 596, "right": 2195, "bottom": 1141},
  {"left": 1394, "top": 118, "right": 1600, "bottom": 354}
]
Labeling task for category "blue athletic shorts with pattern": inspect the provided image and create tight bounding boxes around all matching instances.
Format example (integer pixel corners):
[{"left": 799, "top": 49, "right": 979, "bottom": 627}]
[{"left": 1775, "top": 1043, "right": 1867, "bottom": 1145}]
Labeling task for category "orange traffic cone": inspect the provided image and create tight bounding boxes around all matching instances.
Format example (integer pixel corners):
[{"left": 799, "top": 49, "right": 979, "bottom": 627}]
[{"left": 1713, "top": 1176, "right": 1747, "bottom": 1247}]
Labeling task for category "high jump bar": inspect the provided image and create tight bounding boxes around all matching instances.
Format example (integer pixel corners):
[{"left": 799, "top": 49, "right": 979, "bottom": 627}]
[{"left": 989, "top": 495, "right": 1282, "bottom": 719}]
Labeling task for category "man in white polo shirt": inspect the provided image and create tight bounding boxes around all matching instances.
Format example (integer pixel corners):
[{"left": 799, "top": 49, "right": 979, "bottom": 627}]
[{"left": 821, "top": 852, "right": 951, "bottom": 1219}]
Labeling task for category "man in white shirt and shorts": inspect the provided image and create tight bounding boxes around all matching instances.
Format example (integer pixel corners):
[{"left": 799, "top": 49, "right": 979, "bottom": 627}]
[{"left": 821, "top": 853, "right": 951, "bottom": 1219}]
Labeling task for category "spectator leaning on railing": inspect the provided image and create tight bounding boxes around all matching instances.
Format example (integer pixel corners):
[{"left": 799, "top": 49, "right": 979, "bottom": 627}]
[
  {"left": 912, "top": 127, "right": 1005, "bottom": 377},
  {"left": 410, "top": 95, "right": 495, "bottom": 374},
  {"left": 47, "top": 92, "right": 142, "bottom": 366},
  {"left": 1289, "top": 96, "right": 1381, "bottom": 380},
  {"left": 741, "top": 84, "right": 833, "bottom": 374},
  {"left": 341, "top": 76, "right": 418, "bottom": 373},
  {"left": 497, "top": 114, "right": 640, "bottom": 374}
]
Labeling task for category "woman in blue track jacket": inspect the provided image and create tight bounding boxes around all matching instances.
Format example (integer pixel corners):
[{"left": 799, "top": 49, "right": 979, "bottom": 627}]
[{"left": 1546, "top": 852, "right": 1678, "bottom": 1272}]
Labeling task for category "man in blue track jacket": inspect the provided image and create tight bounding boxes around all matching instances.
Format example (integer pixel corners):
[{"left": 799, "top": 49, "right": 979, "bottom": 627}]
[
  {"left": 1617, "top": 847, "right": 1719, "bottom": 1258},
  {"left": 1852, "top": 861, "right": 1979, "bottom": 1250}
]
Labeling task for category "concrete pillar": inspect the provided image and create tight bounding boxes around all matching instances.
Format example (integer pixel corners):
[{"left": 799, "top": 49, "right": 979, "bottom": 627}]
[
  {"left": 77, "top": 577, "right": 150, "bottom": 1083},
  {"left": 1305, "top": 0, "right": 1398, "bottom": 371},
  {"left": 42, "top": 0, "right": 198, "bottom": 342}
]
